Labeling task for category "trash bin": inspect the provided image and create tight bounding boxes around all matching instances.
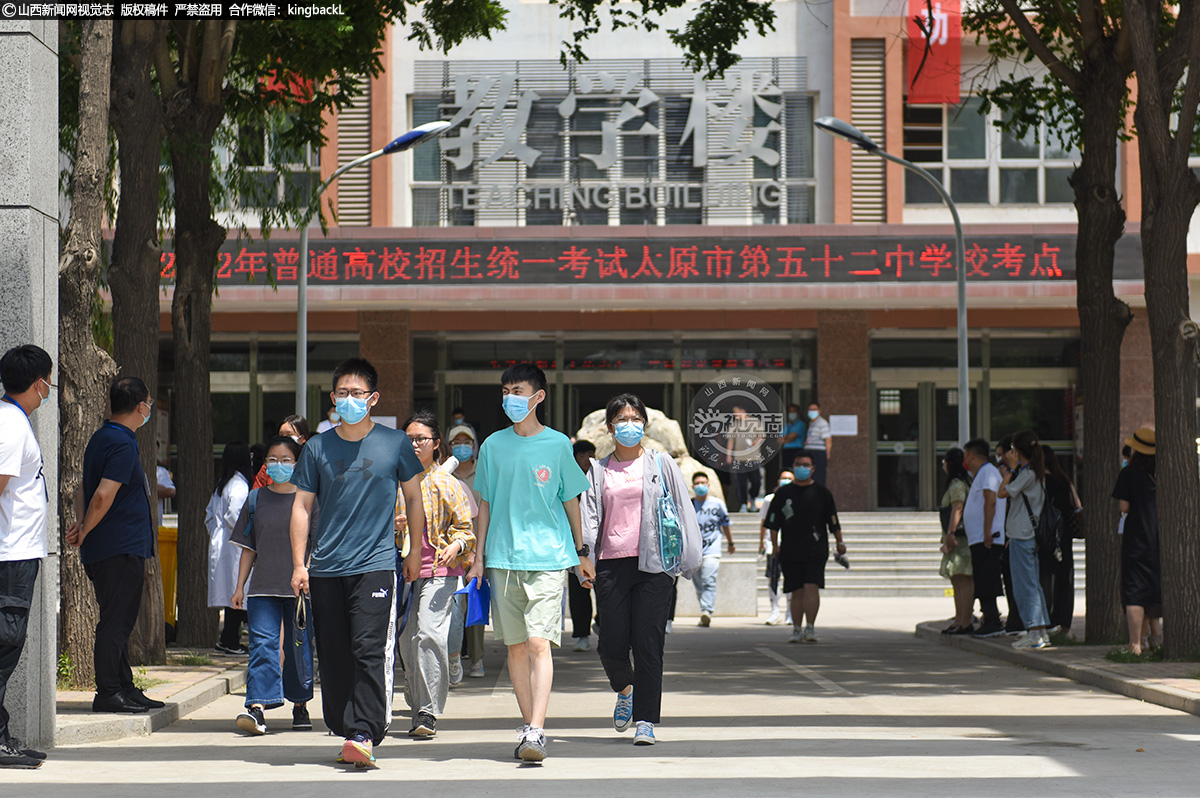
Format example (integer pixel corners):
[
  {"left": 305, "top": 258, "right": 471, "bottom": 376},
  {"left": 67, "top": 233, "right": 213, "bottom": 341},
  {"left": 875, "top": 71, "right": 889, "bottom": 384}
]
[{"left": 159, "top": 519, "right": 178, "bottom": 634}]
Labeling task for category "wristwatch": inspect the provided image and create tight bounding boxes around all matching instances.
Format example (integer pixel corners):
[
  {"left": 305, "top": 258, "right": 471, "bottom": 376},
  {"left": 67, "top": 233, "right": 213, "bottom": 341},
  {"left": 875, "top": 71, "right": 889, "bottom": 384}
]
[{"left": 576, "top": 544, "right": 590, "bottom": 558}]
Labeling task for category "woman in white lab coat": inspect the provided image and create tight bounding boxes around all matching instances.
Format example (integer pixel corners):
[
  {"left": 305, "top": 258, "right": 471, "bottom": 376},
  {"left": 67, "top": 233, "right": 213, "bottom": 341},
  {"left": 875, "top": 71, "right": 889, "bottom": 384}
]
[{"left": 206, "top": 440, "right": 253, "bottom": 654}]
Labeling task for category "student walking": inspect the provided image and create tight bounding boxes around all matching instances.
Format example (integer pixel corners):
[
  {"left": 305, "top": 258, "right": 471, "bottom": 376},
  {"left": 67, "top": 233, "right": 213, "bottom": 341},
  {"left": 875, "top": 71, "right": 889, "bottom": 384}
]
[
  {"left": 449, "top": 423, "right": 486, "bottom": 678},
  {"left": 764, "top": 452, "right": 843, "bottom": 643},
  {"left": 0, "top": 345, "right": 54, "bottom": 768},
  {"left": 395, "top": 410, "right": 475, "bottom": 739},
  {"left": 230, "top": 436, "right": 315, "bottom": 735},
  {"left": 580, "top": 394, "right": 702, "bottom": 746},
  {"left": 464, "top": 364, "right": 593, "bottom": 763},
  {"left": 290, "top": 358, "right": 425, "bottom": 767},
  {"left": 689, "top": 472, "right": 734, "bottom": 626},
  {"left": 758, "top": 471, "right": 795, "bottom": 626}
]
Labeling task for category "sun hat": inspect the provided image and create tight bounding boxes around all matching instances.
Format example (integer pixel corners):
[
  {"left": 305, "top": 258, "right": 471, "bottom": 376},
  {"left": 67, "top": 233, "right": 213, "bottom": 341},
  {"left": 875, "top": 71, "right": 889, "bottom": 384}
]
[
  {"left": 1125, "top": 427, "right": 1155, "bottom": 456},
  {"left": 447, "top": 424, "right": 477, "bottom": 443}
]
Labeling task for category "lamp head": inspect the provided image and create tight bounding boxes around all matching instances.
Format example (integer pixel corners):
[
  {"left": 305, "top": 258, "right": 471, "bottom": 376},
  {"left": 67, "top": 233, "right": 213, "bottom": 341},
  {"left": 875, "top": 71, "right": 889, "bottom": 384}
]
[
  {"left": 814, "top": 116, "right": 879, "bottom": 152},
  {"left": 382, "top": 120, "right": 452, "bottom": 155}
]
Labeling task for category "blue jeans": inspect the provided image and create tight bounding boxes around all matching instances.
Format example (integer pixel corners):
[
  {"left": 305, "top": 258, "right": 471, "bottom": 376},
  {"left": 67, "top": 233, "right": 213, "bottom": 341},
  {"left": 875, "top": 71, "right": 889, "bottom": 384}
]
[
  {"left": 245, "top": 595, "right": 314, "bottom": 709},
  {"left": 691, "top": 555, "right": 719, "bottom": 614},
  {"left": 1007, "top": 537, "right": 1049, "bottom": 629}
]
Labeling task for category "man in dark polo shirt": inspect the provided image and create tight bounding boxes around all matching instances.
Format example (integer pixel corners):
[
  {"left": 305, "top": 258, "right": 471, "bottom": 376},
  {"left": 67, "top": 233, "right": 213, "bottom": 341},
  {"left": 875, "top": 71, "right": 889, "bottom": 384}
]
[{"left": 65, "top": 377, "right": 164, "bottom": 714}]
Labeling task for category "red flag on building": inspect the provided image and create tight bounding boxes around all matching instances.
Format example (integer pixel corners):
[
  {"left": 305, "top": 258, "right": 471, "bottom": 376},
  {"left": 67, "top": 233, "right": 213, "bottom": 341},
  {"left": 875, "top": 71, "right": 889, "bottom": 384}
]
[{"left": 907, "top": 0, "right": 962, "bottom": 104}]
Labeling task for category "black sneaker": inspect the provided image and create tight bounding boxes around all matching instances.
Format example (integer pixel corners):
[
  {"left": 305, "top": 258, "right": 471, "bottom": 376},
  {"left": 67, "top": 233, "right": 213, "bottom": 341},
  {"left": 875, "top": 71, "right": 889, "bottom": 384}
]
[
  {"left": 409, "top": 712, "right": 436, "bottom": 738},
  {"left": 292, "top": 704, "right": 312, "bottom": 731},
  {"left": 236, "top": 706, "right": 267, "bottom": 735},
  {"left": 5, "top": 737, "right": 46, "bottom": 761},
  {"left": 971, "top": 621, "right": 1005, "bottom": 638},
  {"left": 946, "top": 625, "right": 975, "bottom": 636},
  {"left": 0, "top": 740, "right": 41, "bottom": 769},
  {"left": 124, "top": 687, "right": 165, "bottom": 709},
  {"left": 215, "top": 642, "right": 249, "bottom": 656}
]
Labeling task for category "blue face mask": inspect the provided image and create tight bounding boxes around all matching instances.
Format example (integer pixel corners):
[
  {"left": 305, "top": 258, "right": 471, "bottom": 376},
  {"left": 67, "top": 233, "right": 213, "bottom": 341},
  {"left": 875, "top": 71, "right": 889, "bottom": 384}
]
[
  {"left": 778, "top": 478, "right": 792, "bottom": 487},
  {"left": 795, "top": 466, "right": 812, "bottom": 481},
  {"left": 266, "top": 463, "right": 294, "bottom": 484},
  {"left": 1121, "top": 459, "right": 1128, "bottom": 469},
  {"left": 613, "top": 421, "right": 645, "bottom": 447},
  {"left": 787, "top": 412, "right": 799, "bottom": 423},
  {"left": 694, "top": 484, "right": 709, "bottom": 497},
  {"left": 451, "top": 443, "right": 474, "bottom": 462},
  {"left": 502, "top": 393, "right": 537, "bottom": 423},
  {"left": 807, "top": 409, "right": 819, "bottom": 420},
  {"left": 335, "top": 395, "right": 371, "bottom": 425}
]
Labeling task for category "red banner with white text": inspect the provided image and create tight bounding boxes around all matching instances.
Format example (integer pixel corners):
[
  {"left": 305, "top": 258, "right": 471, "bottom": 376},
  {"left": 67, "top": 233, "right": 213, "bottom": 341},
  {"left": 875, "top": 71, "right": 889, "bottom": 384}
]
[{"left": 907, "top": 0, "right": 962, "bottom": 104}]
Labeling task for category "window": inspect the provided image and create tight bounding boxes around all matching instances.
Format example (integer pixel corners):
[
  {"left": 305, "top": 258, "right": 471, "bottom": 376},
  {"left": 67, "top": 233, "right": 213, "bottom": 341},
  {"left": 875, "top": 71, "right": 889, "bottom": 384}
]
[
  {"left": 903, "top": 100, "right": 1080, "bottom": 206},
  {"left": 229, "top": 115, "right": 320, "bottom": 210}
]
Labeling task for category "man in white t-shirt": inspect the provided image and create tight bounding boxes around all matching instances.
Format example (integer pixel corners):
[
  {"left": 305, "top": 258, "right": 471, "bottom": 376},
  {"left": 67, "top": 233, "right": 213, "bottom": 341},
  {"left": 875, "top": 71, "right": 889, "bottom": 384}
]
[
  {"left": 0, "top": 345, "right": 54, "bottom": 768},
  {"left": 758, "top": 471, "right": 794, "bottom": 625},
  {"left": 803, "top": 402, "right": 833, "bottom": 485},
  {"left": 962, "top": 438, "right": 1006, "bottom": 637}
]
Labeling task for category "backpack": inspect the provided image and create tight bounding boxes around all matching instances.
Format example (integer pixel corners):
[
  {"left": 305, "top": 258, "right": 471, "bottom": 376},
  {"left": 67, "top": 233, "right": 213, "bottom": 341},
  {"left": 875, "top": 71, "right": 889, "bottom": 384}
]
[
  {"left": 241, "top": 488, "right": 260, "bottom": 536},
  {"left": 1022, "top": 483, "right": 1063, "bottom": 561}
]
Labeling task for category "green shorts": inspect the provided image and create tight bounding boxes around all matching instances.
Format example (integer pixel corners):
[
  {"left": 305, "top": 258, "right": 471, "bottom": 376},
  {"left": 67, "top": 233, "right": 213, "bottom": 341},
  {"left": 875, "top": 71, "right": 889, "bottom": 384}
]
[{"left": 488, "top": 568, "right": 567, "bottom": 647}]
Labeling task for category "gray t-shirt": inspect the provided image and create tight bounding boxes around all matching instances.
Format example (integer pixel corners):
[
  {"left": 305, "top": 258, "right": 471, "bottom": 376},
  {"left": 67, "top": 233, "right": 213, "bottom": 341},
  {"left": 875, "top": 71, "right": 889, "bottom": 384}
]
[
  {"left": 1004, "top": 466, "right": 1044, "bottom": 541},
  {"left": 293, "top": 424, "right": 423, "bottom": 577},
  {"left": 230, "top": 489, "right": 317, "bottom": 598}
]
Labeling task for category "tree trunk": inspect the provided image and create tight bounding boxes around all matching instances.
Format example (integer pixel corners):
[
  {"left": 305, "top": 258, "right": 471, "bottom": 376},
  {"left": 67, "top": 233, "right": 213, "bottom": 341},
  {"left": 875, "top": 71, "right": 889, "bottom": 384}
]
[
  {"left": 165, "top": 97, "right": 228, "bottom": 648},
  {"left": 1141, "top": 189, "right": 1200, "bottom": 660},
  {"left": 57, "top": 19, "right": 116, "bottom": 689},
  {"left": 109, "top": 20, "right": 169, "bottom": 665},
  {"left": 1073, "top": 79, "right": 1133, "bottom": 644}
]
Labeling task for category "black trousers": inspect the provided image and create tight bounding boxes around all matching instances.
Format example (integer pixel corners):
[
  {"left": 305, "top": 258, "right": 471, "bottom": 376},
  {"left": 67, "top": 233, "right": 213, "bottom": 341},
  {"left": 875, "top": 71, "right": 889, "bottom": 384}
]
[
  {"left": 594, "top": 557, "right": 674, "bottom": 725},
  {"left": 309, "top": 570, "right": 396, "bottom": 745},
  {"left": 734, "top": 468, "right": 762, "bottom": 510},
  {"left": 1039, "top": 538, "right": 1075, "bottom": 630},
  {"left": 0, "top": 559, "right": 39, "bottom": 742},
  {"left": 806, "top": 449, "right": 828, "bottom": 485},
  {"left": 220, "top": 608, "right": 248, "bottom": 649},
  {"left": 567, "top": 570, "right": 594, "bottom": 639},
  {"left": 84, "top": 554, "right": 145, "bottom": 696}
]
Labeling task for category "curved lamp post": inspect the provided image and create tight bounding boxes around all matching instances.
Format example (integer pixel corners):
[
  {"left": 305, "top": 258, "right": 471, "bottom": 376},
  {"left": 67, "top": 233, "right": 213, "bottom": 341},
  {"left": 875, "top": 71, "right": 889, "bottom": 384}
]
[
  {"left": 815, "top": 116, "right": 970, "bottom": 447},
  {"left": 295, "top": 120, "right": 452, "bottom": 417}
]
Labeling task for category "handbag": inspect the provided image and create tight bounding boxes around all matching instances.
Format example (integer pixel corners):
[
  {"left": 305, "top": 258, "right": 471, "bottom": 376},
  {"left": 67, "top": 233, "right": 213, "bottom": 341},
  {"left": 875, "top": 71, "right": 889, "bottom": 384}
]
[
  {"left": 654, "top": 453, "right": 685, "bottom": 577},
  {"left": 453, "top": 576, "right": 491, "bottom": 627},
  {"left": 1022, "top": 486, "right": 1064, "bottom": 561},
  {"left": 292, "top": 593, "right": 314, "bottom": 692}
]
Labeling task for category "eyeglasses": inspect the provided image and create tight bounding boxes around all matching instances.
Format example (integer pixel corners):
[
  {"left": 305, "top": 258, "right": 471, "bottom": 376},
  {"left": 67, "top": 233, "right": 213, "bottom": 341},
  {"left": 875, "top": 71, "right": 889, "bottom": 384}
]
[
  {"left": 333, "top": 389, "right": 374, "bottom": 399},
  {"left": 265, "top": 457, "right": 296, "bottom": 465},
  {"left": 408, "top": 436, "right": 434, "bottom": 446},
  {"left": 140, "top": 399, "right": 154, "bottom": 409},
  {"left": 612, "top": 415, "right": 644, "bottom": 424}
]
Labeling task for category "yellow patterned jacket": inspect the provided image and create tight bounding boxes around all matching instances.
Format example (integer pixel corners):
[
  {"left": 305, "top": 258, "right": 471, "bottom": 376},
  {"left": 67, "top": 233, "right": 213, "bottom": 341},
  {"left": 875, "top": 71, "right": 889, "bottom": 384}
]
[{"left": 395, "top": 464, "right": 475, "bottom": 574}]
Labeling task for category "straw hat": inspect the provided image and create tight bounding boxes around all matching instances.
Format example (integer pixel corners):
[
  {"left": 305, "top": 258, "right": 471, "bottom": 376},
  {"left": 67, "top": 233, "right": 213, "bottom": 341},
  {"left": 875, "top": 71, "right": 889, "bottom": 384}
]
[{"left": 1125, "top": 426, "right": 1155, "bottom": 456}]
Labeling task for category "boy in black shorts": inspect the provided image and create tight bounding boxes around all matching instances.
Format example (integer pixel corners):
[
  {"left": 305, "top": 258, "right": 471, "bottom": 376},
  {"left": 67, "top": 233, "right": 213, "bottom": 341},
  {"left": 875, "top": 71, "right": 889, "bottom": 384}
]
[{"left": 765, "top": 452, "right": 844, "bottom": 643}]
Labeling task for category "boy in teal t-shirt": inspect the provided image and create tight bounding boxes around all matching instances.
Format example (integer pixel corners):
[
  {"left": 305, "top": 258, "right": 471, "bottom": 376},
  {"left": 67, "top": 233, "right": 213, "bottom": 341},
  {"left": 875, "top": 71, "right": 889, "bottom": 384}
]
[{"left": 466, "top": 364, "right": 593, "bottom": 763}]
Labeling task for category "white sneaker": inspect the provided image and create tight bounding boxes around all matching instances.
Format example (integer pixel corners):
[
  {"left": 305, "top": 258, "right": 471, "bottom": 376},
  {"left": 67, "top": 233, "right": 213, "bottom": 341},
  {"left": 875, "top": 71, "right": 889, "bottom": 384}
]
[
  {"left": 468, "top": 660, "right": 485, "bottom": 678},
  {"left": 633, "top": 720, "right": 656, "bottom": 745},
  {"left": 787, "top": 627, "right": 803, "bottom": 643},
  {"left": 765, "top": 611, "right": 781, "bottom": 626},
  {"left": 448, "top": 656, "right": 464, "bottom": 686},
  {"left": 699, "top": 612, "right": 712, "bottom": 627},
  {"left": 573, "top": 636, "right": 591, "bottom": 652},
  {"left": 664, "top": 620, "right": 673, "bottom": 635},
  {"left": 803, "top": 625, "right": 818, "bottom": 643},
  {"left": 1012, "top": 631, "right": 1049, "bottom": 650}
]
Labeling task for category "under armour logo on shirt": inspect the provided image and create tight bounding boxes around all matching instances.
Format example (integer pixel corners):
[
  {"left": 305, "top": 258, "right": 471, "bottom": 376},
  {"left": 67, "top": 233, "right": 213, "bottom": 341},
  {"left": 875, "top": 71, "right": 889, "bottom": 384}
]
[{"left": 333, "top": 458, "right": 375, "bottom": 482}]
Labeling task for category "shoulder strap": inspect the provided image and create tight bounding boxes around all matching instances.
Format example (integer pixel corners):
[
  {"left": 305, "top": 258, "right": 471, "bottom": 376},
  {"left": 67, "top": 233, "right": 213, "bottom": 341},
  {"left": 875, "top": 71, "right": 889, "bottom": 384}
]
[{"left": 244, "top": 488, "right": 259, "bottom": 536}]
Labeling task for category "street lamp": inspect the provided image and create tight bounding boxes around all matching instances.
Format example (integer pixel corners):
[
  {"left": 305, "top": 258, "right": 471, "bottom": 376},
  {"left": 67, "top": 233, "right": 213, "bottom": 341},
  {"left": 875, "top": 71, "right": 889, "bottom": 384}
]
[
  {"left": 815, "top": 116, "right": 970, "bottom": 447},
  {"left": 294, "top": 120, "right": 452, "bottom": 417}
]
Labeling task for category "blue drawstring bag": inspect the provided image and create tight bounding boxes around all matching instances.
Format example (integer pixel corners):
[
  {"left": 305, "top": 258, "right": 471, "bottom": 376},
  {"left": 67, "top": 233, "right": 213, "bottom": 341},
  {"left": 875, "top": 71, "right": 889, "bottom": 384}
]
[
  {"left": 292, "top": 593, "right": 314, "bottom": 692},
  {"left": 453, "top": 577, "right": 491, "bottom": 627}
]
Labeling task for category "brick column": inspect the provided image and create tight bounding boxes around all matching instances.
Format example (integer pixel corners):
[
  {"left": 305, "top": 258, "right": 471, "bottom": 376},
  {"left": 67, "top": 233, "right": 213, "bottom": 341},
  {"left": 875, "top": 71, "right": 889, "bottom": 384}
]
[
  {"left": 816, "top": 310, "right": 870, "bottom": 511},
  {"left": 359, "top": 310, "right": 412, "bottom": 424},
  {"left": 1120, "top": 309, "right": 1154, "bottom": 439}
]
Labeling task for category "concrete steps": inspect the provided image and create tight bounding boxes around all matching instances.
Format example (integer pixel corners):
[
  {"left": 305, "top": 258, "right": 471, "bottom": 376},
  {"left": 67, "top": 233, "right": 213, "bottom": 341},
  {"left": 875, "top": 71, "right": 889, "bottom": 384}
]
[{"left": 724, "top": 511, "right": 1087, "bottom": 598}]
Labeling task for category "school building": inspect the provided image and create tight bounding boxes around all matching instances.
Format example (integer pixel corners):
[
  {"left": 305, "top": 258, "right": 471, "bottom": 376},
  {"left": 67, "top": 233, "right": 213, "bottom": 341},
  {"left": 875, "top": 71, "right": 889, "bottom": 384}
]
[{"left": 156, "top": 0, "right": 1183, "bottom": 511}]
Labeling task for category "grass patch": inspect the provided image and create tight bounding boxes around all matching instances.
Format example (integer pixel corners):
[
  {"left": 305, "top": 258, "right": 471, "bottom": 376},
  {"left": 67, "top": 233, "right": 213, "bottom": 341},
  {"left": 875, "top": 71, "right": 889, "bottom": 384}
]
[
  {"left": 1104, "top": 645, "right": 1164, "bottom": 663},
  {"left": 133, "top": 667, "right": 168, "bottom": 691},
  {"left": 56, "top": 653, "right": 74, "bottom": 690},
  {"left": 177, "top": 653, "right": 214, "bottom": 667}
]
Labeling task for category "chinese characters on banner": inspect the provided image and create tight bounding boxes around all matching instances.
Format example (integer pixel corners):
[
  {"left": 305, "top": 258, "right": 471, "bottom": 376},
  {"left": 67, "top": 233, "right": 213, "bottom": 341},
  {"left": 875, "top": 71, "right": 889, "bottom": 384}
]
[
  {"left": 155, "top": 234, "right": 1144, "bottom": 286},
  {"left": 907, "top": 0, "right": 963, "bottom": 104}
]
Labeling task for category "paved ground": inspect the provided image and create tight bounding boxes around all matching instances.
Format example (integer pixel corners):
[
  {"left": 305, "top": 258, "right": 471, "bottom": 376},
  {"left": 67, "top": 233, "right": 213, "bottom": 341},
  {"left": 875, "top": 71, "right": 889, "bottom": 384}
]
[{"left": 10, "top": 598, "right": 1200, "bottom": 796}]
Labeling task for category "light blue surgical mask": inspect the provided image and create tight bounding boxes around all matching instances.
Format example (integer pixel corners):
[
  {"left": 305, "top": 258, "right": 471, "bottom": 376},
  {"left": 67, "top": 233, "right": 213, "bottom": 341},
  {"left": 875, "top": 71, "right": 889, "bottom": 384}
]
[
  {"left": 266, "top": 463, "right": 294, "bottom": 484},
  {"left": 795, "top": 466, "right": 812, "bottom": 481},
  {"left": 502, "top": 393, "right": 537, "bottom": 423},
  {"left": 807, "top": 409, "right": 819, "bottom": 420},
  {"left": 694, "top": 484, "right": 709, "bottom": 498},
  {"left": 778, "top": 478, "right": 792, "bottom": 487},
  {"left": 787, "top": 412, "right": 799, "bottom": 423},
  {"left": 1121, "top": 459, "right": 1128, "bottom": 469},
  {"left": 335, "top": 395, "right": 370, "bottom": 425},
  {"left": 451, "top": 443, "right": 474, "bottom": 462},
  {"left": 138, "top": 403, "right": 152, "bottom": 428},
  {"left": 613, "top": 421, "right": 644, "bottom": 447}
]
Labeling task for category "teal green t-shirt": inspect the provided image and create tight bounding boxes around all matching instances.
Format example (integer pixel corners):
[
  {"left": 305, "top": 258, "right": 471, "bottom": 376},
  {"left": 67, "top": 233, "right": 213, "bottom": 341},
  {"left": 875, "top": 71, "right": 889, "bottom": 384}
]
[{"left": 475, "top": 426, "right": 590, "bottom": 571}]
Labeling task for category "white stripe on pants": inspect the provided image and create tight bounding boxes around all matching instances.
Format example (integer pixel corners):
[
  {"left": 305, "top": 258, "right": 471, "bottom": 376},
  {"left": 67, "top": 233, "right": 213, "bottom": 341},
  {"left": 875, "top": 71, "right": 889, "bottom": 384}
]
[{"left": 400, "top": 575, "right": 458, "bottom": 718}]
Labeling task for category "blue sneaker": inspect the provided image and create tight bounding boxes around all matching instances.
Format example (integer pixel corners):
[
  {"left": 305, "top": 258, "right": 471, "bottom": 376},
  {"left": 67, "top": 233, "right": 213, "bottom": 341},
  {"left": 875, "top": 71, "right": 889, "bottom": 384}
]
[
  {"left": 613, "top": 689, "right": 633, "bottom": 732},
  {"left": 633, "top": 721, "right": 656, "bottom": 745}
]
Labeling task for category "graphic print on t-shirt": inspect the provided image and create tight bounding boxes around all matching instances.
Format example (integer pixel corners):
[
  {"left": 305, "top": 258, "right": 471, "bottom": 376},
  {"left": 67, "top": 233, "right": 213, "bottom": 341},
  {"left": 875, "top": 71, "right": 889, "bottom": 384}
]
[
  {"left": 532, "top": 464, "right": 553, "bottom": 486},
  {"left": 333, "top": 458, "right": 375, "bottom": 482}
]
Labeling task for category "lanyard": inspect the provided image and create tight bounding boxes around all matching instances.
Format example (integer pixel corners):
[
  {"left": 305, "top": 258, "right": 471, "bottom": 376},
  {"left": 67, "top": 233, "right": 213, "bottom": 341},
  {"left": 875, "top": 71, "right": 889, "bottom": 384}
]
[{"left": 3, "top": 395, "right": 47, "bottom": 501}]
